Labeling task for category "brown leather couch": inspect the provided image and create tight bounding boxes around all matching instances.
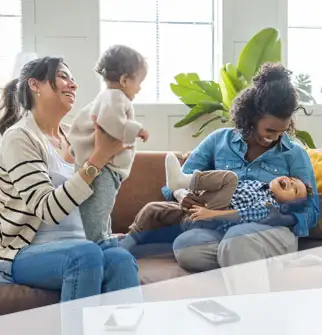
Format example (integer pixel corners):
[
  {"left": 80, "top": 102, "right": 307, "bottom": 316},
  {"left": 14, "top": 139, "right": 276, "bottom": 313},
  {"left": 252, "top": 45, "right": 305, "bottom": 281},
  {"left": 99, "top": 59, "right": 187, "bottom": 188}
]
[{"left": 1, "top": 151, "right": 322, "bottom": 315}]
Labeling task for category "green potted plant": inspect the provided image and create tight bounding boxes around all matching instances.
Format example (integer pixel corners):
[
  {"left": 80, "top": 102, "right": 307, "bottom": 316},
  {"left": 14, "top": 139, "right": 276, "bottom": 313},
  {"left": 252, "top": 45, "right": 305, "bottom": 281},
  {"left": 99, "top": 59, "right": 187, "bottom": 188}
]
[{"left": 170, "top": 27, "right": 316, "bottom": 148}]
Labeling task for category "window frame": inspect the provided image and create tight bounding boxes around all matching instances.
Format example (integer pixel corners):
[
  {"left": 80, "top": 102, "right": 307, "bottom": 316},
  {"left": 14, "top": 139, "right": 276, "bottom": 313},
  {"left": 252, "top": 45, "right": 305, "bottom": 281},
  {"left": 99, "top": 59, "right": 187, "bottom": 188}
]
[
  {"left": 0, "top": 4, "right": 22, "bottom": 90},
  {"left": 287, "top": 1, "right": 322, "bottom": 107},
  {"left": 99, "top": 0, "right": 218, "bottom": 103}
]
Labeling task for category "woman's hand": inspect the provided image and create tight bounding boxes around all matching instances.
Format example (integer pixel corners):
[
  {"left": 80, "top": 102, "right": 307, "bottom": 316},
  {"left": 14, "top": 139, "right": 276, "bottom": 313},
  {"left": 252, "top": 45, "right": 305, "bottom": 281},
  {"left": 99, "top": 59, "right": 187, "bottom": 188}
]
[
  {"left": 189, "top": 206, "right": 217, "bottom": 221},
  {"left": 189, "top": 206, "right": 238, "bottom": 222},
  {"left": 89, "top": 115, "right": 131, "bottom": 169}
]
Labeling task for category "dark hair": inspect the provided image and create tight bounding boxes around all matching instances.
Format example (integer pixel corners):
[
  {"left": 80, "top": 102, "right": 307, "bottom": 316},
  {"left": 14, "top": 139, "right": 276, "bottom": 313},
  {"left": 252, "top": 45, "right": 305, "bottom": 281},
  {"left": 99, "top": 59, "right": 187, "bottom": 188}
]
[
  {"left": 0, "top": 56, "right": 65, "bottom": 135},
  {"left": 230, "top": 63, "right": 299, "bottom": 137},
  {"left": 95, "top": 44, "right": 147, "bottom": 82}
]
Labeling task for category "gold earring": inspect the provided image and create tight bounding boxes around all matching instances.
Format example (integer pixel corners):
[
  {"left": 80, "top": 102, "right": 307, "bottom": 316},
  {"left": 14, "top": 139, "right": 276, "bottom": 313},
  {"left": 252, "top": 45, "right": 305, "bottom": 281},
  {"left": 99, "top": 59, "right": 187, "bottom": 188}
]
[{"left": 37, "top": 91, "right": 40, "bottom": 97}]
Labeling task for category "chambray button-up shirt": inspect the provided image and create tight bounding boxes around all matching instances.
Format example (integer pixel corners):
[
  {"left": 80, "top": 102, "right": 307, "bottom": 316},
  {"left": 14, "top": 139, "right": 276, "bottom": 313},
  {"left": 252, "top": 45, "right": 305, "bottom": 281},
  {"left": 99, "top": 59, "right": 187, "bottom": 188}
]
[{"left": 163, "top": 128, "right": 319, "bottom": 237}]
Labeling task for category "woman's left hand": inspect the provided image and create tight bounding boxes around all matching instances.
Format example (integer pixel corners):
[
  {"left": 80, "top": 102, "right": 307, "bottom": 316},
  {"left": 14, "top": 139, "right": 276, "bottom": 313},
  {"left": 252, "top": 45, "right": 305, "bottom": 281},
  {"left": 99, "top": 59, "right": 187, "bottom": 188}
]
[
  {"left": 189, "top": 206, "right": 218, "bottom": 222},
  {"left": 89, "top": 115, "right": 132, "bottom": 169}
]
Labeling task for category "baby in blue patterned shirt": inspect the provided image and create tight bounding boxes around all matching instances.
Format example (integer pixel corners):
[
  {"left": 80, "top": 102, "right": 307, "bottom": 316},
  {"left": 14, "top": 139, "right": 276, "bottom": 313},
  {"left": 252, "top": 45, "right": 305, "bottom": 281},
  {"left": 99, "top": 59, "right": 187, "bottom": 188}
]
[{"left": 165, "top": 152, "right": 311, "bottom": 230}]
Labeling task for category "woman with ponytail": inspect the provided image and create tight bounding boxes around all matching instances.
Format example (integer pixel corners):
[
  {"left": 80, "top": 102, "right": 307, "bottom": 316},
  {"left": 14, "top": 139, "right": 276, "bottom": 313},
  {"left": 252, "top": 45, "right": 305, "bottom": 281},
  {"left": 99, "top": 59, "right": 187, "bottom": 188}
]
[{"left": 0, "top": 57, "right": 140, "bottom": 301}]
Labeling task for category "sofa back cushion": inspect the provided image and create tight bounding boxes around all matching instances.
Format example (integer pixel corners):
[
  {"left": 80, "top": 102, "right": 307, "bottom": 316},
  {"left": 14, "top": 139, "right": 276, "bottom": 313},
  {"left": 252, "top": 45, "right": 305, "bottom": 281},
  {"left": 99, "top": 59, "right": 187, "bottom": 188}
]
[{"left": 112, "top": 151, "right": 184, "bottom": 233}]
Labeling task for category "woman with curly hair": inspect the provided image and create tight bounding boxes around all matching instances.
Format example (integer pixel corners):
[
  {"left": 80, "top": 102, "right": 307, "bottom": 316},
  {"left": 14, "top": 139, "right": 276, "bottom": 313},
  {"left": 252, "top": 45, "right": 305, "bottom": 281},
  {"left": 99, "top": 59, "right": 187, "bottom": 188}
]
[
  {"left": 168, "top": 62, "right": 319, "bottom": 274},
  {"left": 124, "top": 63, "right": 319, "bottom": 284}
]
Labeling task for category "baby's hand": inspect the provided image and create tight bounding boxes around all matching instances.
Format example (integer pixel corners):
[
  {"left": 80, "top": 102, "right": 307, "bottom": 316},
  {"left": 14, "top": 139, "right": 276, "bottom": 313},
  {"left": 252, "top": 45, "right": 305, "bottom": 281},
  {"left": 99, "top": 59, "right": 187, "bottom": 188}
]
[{"left": 138, "top": 129, "right": 149, "bottom": 142}]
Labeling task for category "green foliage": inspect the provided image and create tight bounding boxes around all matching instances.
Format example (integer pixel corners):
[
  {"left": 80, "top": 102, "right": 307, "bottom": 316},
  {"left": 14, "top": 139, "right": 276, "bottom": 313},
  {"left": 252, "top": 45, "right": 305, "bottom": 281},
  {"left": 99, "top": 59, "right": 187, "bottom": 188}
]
[
  {"left": 170, "top": 27, "right": 316, "bottom": 148},
  {"left": 293, "top": 73, "right": 317, "bottom": 104}
]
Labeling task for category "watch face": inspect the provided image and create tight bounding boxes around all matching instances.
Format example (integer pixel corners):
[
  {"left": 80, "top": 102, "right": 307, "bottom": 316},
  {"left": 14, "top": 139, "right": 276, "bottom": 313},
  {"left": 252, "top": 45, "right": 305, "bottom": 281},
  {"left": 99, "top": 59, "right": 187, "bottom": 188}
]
[{"left": 87, "top": 165, "right": 98, "bottom": 177}]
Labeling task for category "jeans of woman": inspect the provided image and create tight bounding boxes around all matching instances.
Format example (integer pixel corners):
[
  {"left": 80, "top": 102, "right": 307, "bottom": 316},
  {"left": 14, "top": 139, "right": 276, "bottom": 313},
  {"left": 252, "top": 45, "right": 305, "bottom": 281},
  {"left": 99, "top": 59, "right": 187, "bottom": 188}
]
[{"left": 12, "top": 239, "right": 140, "bottom": 301}]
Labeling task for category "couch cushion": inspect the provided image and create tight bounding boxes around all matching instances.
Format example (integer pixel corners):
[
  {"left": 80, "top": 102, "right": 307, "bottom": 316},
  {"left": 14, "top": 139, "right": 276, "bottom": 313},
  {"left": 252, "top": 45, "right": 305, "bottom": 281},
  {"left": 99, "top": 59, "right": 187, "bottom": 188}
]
[
  {"left": 0, "top": 284, "right": 59, "bottom": 315},
  {"left": 138, "top": 253, "right": 190, "bottom": 285},
  {"left": 112, "top": 151, "right": 184, "bottom": 233},
  {"left": 299, "top": 237, "right": 322, "bottom": 250}
]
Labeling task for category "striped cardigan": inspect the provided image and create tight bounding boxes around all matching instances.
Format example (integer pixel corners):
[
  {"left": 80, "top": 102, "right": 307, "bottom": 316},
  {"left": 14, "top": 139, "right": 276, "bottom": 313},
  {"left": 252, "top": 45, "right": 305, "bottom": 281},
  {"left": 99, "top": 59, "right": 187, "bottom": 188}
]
[{"left": 0, "top": 113, "right": 93, "bottom": 262}]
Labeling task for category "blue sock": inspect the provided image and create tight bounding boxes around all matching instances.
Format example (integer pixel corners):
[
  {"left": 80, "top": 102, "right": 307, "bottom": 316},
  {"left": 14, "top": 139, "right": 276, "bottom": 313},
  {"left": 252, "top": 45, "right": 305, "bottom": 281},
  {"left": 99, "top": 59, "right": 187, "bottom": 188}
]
[{"left": 119, "top": 234, "right": 137, "bottom": 250}]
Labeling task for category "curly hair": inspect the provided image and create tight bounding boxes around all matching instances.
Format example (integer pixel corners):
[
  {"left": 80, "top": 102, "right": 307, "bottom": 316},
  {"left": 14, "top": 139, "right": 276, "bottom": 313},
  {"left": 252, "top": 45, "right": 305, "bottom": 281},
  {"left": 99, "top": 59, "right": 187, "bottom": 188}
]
[{"left": 230, "top": 63, "right": 299, "bottom": 137}]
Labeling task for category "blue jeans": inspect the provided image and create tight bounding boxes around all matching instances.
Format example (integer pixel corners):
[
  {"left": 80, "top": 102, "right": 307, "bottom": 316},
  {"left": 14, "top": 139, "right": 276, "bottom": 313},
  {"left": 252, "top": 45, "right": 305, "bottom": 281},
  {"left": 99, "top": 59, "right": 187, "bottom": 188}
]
[{"left": 12, "top": 239, "right": 140, "bottom": 302}]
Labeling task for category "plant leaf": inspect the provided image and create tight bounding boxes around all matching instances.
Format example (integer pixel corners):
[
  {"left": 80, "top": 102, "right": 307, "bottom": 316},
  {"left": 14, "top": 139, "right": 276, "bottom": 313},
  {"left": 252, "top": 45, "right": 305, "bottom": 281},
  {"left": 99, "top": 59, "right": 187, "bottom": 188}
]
[
  {"left": 192, "top": 116, "right": 223, "bottom": 137},
  {"left": 225, "top": 63, "right": 248, "bottom": 91},
  {"left": 194, "top": 81, "right": 222, "bottom": 101},
  {"left": 175, "top": 73, "right": 201, "bottom": 86},
  {"left": 172, "top": 73, "right": 203, "bottom": 93},
  {"left": 170, "top": 73, "right": 221, "bottom": 105},
  {"left": 197, "top": 101, "right": 230, "bottom": 120},
  {"left": 295, "top": 129, "right": 316, "bottom": 149},
  {"left": 295, "top": 87, "right": 317, "bottom": 104},
  {"left": 237, "top": 27, "right": 282, "bottom": 82},
  {"left": 218, "top": 65, "right": 238, "bottom": 109},
  {"left": 174, "top": 103, "right": 224, "bottom": 128},
  {"left": 170, "top": 84, "right": 217, "bottom": 105}
]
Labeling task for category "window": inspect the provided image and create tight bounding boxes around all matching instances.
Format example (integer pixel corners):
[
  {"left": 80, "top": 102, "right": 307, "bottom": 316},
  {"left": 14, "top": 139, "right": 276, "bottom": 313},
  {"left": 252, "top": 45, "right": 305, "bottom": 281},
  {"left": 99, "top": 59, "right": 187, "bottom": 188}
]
[
  {"left": 0, "top": 0, "right": 22, "bottom": 88},
  {"left": 288, "top": 0, "right": 322, "bottom": 104},
  {"left": 100, "top": 0, "right": 218, "bottom": 103}
]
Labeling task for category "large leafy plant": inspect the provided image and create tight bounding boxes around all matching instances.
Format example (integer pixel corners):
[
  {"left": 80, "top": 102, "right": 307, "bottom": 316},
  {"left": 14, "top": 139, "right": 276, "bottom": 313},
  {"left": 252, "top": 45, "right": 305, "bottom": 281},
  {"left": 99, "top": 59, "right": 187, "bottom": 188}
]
[
  {"left": 170, "top": 27, "right": 316, "bottom": 148},
  {"left": 294, "top": 73, "right": 317, "bottom": 104}
]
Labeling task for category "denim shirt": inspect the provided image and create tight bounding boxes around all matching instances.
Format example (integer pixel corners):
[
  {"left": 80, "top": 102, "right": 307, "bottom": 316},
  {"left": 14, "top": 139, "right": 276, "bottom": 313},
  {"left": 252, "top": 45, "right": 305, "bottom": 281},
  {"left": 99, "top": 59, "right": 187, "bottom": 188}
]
[{"left": 163, "top": 127, "right": 320, "bottom": 237}]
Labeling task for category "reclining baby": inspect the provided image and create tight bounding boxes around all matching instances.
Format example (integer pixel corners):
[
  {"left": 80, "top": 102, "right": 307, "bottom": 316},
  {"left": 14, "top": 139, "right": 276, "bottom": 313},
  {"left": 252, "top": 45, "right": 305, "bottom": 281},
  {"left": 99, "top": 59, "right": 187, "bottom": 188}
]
[{"left": 120, "top": 152, "right": 311, "bottom": 250}]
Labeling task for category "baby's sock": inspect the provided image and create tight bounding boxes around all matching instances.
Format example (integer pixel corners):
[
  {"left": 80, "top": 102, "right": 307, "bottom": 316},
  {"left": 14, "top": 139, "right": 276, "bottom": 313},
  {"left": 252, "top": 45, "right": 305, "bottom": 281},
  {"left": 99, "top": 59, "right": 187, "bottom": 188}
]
[
  {"left": 119, "top": 234, "right": 137, "bottom": 250},
  {"left": 165, "top": 152, "right": 192, "bottom": 191}
]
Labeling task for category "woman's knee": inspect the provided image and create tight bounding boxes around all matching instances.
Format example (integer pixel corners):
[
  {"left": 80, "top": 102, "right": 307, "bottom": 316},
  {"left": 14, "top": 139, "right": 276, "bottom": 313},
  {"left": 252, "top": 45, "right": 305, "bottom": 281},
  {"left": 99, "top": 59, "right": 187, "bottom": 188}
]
[
  {"left": 66, "top": 241, "right": 104, "bottom": 271},
  {"left": 173, "top": 229, "right": 221, "bottom": 272},
  {"left": 103, "top": 247, "right": 138, "bottom": 272},
  {"left": 174, "top": 244, "right": 219, "bottom": 272}
]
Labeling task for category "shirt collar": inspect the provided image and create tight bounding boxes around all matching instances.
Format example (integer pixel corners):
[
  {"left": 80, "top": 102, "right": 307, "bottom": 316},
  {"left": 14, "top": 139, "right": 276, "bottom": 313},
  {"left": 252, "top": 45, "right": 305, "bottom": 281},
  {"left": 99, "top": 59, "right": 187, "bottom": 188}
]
[
  {"left": 232, "top": 129, "right": 243, "bottom": 143},
  {"left": 279, "top": 133, "right": 292, "bottom": 150},
  {"left": 231, "top": 129, "right": 292, "bottom": 150}
]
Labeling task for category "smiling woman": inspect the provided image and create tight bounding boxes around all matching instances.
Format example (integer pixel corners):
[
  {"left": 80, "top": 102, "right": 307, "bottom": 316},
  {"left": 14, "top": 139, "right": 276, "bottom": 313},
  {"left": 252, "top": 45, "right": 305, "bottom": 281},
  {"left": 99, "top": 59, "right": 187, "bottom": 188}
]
[
  {"left": 164, "top": 63, "right": 320, "bottom": 273},
  {"left": 0, "top": 56, "right": 141, "bottom": 303}
]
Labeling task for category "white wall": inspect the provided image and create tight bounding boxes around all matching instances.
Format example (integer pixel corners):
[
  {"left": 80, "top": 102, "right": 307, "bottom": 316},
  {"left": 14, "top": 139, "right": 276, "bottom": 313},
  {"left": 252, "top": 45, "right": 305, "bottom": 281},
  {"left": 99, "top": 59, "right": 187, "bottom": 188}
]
[
  {"left": 21, "top": 0, "right": 322, "bottom": 152},
  {"left": 21, "top": 0, "right": 100, "bottom": 115},
  {"left": 222, "top": 0, "right": 288, "bottom": 65}
]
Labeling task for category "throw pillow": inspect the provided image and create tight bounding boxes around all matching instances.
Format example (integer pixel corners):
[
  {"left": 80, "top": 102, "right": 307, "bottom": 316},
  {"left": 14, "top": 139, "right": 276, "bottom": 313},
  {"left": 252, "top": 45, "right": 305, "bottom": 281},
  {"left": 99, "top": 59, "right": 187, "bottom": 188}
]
[{"left": 306, "top": 149, "right": 322, "bottom": 237}]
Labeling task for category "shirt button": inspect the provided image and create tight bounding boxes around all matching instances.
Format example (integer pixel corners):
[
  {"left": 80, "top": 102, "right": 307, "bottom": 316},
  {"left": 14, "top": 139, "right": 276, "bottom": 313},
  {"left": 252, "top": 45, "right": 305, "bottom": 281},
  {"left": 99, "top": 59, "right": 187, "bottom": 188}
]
[
  {"left": 226, "top": 165, "right": 229, "bottom": 168},
  {"left": 274, "top": 169, "right": 277, "bottom": 172},
  {"left": 248, "top": 168, "right": 251, "bottom": 172}
]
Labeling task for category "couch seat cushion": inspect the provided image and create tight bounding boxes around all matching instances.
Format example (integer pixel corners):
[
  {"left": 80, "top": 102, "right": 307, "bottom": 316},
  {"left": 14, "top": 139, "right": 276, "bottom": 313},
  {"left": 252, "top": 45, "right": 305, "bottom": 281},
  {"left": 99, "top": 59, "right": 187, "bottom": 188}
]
[
  {"left": 0, "top": 284, "right": 59, "bottom": 315},
  {"left": 138, "top": 253, "right": 190, "bottom": 285}
]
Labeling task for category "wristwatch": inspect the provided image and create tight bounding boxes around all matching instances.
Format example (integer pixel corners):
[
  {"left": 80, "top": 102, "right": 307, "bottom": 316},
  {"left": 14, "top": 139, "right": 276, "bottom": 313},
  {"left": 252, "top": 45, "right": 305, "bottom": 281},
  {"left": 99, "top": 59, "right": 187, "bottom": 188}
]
[{"left": 83, "top": 161, "right": 101, "bottom": 178}]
